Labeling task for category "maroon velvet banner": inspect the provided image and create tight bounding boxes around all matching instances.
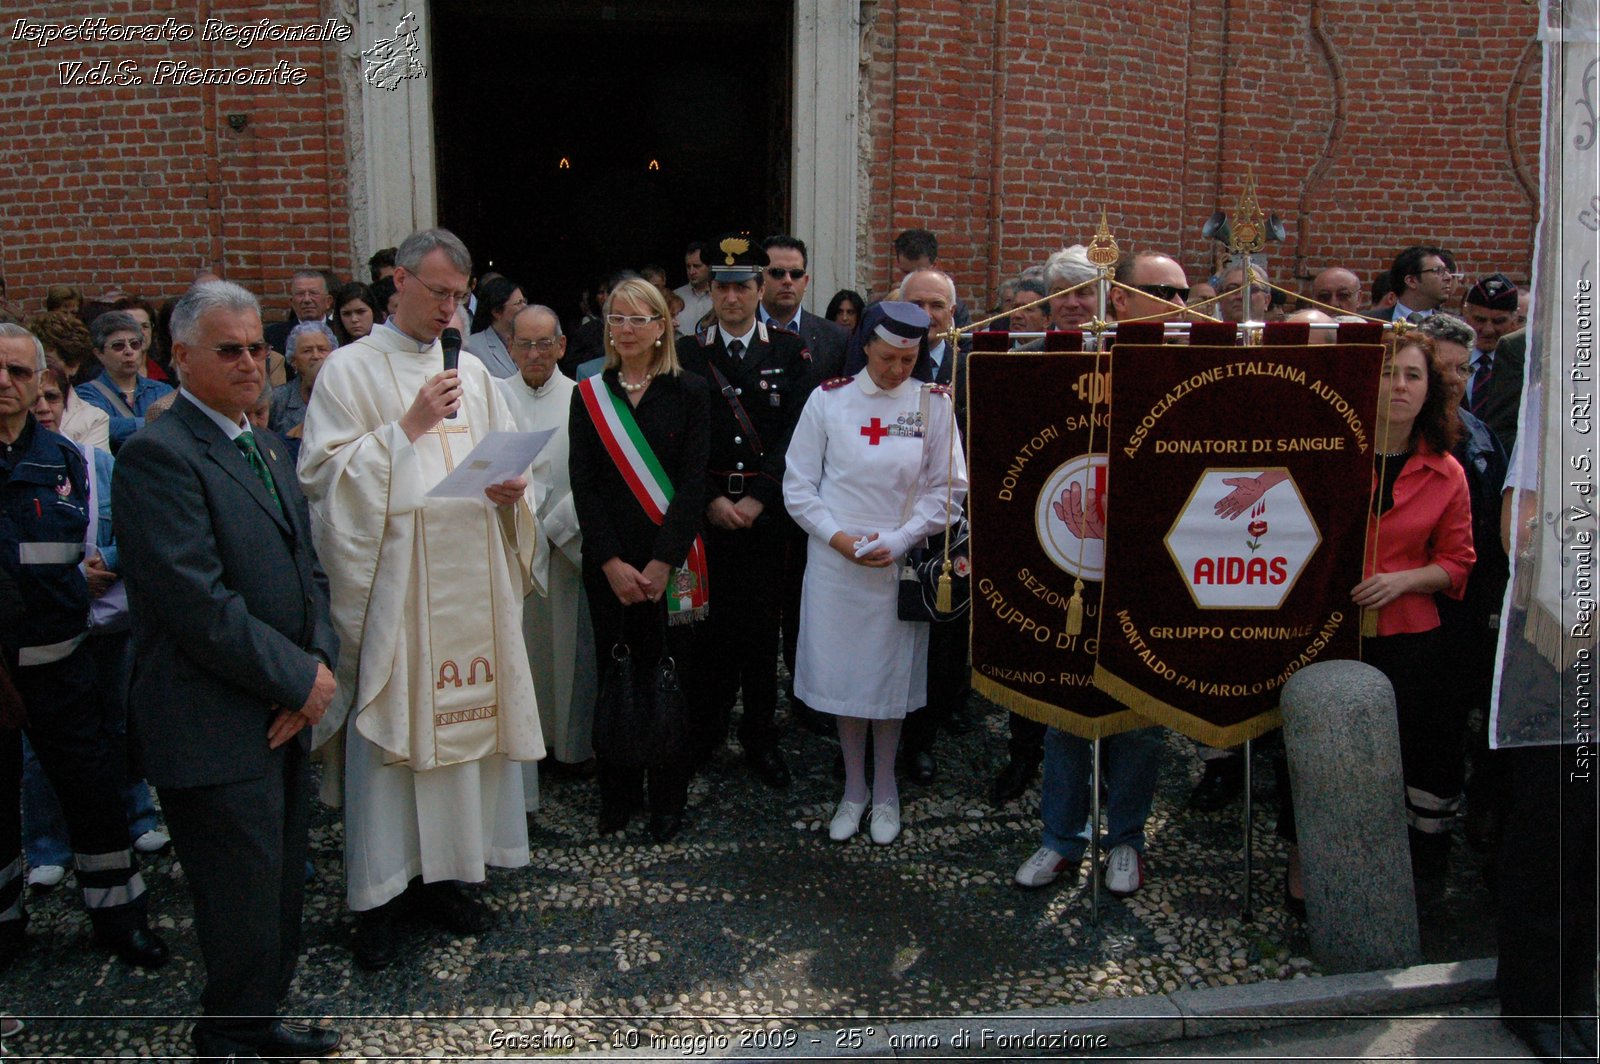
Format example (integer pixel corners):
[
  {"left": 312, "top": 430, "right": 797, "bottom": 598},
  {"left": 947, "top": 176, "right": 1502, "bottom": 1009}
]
[
  {"left": 967, "top": 352, "right": 1145, "bottom": 738},
  {"left": 1091, "top": 343, "right": 1384, "bottom": 746}
]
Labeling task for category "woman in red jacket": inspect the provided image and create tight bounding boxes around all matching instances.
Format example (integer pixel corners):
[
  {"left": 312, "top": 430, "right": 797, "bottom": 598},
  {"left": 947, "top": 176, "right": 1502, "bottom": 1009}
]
[{"left": 1352, "top": 333, "right": 1476, "bottom": 879}]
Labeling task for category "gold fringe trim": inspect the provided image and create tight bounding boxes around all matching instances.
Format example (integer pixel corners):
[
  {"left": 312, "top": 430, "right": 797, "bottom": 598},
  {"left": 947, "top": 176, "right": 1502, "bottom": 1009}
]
[
  {"left": 1522, "top": 604, "right": 1575, "bottom": 672},
  {"left": 1091, "top": 664, "right": 1283, "bottom": 749},
  {"left": 971, "top": 674, "right": 1153, "bottom": 740}
]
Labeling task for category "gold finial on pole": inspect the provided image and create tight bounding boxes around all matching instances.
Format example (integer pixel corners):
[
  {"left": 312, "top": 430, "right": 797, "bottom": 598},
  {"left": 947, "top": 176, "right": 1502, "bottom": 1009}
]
[
  {"left": 1087, "top": 207, "right": 1119, "bottom": 268},
  {"left": 1228, "top": 166, "right": 1267, "bottom": 257}
]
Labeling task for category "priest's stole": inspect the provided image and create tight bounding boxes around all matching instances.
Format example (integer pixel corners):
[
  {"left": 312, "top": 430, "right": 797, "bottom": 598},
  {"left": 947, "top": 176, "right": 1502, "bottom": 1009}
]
[
  {"left": 1092, "top": 343, "right": 1383, "bottom": 747},
  {"left": 967, "top": 352, "right": 1145, "bottom": 738}
]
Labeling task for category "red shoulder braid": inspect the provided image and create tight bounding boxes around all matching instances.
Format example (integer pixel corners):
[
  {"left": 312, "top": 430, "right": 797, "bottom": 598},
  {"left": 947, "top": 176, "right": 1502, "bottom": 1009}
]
[
  {"left": 929, "top": 383, "right": 953, "bottom": 397},
  {"left": 819, "top": 377, "right": 854, "bottom": 391}
]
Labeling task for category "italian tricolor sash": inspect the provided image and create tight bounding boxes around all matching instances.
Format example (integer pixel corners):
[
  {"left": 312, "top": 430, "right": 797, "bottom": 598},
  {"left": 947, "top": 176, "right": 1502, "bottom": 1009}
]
[{"left": 578, "top": 376, "right": 710, "bottom": 624}]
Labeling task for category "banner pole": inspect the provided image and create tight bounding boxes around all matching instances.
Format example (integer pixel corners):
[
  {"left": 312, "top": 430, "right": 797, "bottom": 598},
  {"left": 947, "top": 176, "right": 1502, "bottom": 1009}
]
[
  {"left": 1241, "top": 738, "right": 1255, "bottom": 921},
  {"left": 1089, "top": 735, "right": 1102, "bottom": 924}
]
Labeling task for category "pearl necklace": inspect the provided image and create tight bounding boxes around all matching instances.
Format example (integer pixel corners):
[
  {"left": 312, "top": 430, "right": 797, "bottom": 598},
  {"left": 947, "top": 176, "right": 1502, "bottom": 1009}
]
[{"left": 618, "top": 372, "right": 654, "bottom": 393}]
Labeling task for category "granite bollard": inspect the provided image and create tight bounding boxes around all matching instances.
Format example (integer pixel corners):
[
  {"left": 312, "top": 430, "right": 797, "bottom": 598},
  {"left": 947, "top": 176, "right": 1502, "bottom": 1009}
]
[{"left": 1280, "top": 660, "right": 1421, "bottom": 973}]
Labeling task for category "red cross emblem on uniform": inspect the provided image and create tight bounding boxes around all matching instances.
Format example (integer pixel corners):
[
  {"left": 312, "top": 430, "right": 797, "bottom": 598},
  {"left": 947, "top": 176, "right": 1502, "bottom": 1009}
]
[{"left": 860, "top": 418, "right": 890, "bottom": 445}]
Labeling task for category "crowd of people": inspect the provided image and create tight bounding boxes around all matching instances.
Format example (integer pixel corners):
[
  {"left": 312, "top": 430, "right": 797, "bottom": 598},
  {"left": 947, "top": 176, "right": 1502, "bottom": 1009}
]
[{"left": 0, "top": 224, "right": 1587, "bottom": 1063}]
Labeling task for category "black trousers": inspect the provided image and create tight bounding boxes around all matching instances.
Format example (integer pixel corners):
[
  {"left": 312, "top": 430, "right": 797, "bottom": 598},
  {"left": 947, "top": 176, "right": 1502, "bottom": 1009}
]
[
  {"left": 1363, "top": 629, "right": 1467, "bottom": 835},
  {"left": 902, "top": 611, "right": 970, "bottom": 756},
  {"left": 5, "top": 646, "right": 144, "bottom": 934},
  {"left": 695, "top": 521, "right": 786, "bottom": 755},
  {"left": 160, "top": 738, "right": 311, "bottom": 1057}
]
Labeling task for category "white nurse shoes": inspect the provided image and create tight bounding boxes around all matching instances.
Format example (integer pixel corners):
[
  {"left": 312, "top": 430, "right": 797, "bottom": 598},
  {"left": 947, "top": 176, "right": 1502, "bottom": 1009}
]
[
  {"left": 868, "top": 798, "right": 901, "bottom": 845},
  {"left": 829, "top": 798, "right": 867, "bottom": 841}
]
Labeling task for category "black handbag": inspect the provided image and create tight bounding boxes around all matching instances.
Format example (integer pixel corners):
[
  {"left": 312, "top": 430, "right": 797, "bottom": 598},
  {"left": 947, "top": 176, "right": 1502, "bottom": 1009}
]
[
  {"left": 897, "top": 517, "right": 971, "bottom": 623},
  {"left": 591, "top": 608, "right": 689, "bottom": 767}
]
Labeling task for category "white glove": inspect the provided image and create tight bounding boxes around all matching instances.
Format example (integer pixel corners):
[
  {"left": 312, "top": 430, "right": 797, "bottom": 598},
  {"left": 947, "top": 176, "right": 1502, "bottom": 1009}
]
[{"left": 856, "top": 528, "right": 915, "bottom": 562}]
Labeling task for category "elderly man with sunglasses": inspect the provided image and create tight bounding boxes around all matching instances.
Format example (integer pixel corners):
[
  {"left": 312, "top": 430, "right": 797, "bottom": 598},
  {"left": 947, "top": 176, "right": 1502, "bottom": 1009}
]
[{"left": 74, "top": 311, "right": 173, "bottom": 452}]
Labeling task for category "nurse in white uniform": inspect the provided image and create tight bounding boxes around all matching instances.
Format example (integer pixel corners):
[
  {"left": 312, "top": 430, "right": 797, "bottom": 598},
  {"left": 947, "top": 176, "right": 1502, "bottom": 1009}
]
[{"left": 783, "top": 302, "right": 968, "bottom": 845}]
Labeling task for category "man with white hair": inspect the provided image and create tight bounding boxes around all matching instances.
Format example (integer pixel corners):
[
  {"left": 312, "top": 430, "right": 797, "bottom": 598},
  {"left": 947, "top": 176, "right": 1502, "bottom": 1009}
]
[
  {"left": 498, "top": 305, "right": 596, "bottom": 786},
  {"left": 299, "top": 228, "right": 544, "bottom": 970}
]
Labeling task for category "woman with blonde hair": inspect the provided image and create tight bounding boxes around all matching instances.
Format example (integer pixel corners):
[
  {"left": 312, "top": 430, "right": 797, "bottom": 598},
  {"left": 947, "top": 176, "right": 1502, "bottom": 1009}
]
[{"left": 568, "top": 278, "right": 709, "bottom": 843}]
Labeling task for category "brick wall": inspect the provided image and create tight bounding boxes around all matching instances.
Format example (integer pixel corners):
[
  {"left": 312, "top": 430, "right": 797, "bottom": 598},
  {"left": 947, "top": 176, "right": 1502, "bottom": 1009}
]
[
  {"left": 0, "top": 2, "right": 350, "bottom": 321},
  {"left": 863, "top": 0, "right": 1542, "bottom": 309},
  {"left": 1, "top": 2, "right": 1540, "bottom": 323}
]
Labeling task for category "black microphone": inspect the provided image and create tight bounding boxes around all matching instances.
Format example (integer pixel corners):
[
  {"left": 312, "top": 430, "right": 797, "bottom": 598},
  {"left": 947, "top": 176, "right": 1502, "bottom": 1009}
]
[{"left": 441, "top": 327, "right": 462, "bottom": 418}]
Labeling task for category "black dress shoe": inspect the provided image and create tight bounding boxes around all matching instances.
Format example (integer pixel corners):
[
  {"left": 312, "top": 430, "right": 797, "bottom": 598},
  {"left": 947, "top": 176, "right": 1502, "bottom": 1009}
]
[
  {"left": 747, "top": 747, "right": 792, "bottom": 789},
  {"left": 990, "top": 757, "right": 1040, "bottom": 804},
  {"left": 1502, "top": 1016, "right": 1565, "bottom": 1062},
  {"left": 421, "top": 881, "right": 493, "bottom": 935},
  {"left": 260, "top": 1019, "right": 342, "bottom": 1059},
  {"left": 1186, "top": 759, "right": 1244, "bottom": 812},
  {"left": 94, "top": 925, "right": 170, "bottom": 968},
  {"left": 904, "top": 751, "right": 936, "bottom": 785},
  {"left": 353, "top": 906, "right": 399, "bottom": 970},
  {"left": 649, "top": 811, "right": 685, "bottom": 843}
]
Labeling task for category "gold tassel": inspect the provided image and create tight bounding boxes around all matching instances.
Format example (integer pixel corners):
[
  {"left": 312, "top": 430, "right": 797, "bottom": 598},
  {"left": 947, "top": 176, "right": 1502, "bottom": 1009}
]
[
  {"left": 1361, "top": 608, "right": 1379, "bottom": 638},
  {"left": 1065, "top": 578, "right": 1085, "bottom": 636},
  {"left": 936, "top": 560, "right": 954, "bottom": 613}
]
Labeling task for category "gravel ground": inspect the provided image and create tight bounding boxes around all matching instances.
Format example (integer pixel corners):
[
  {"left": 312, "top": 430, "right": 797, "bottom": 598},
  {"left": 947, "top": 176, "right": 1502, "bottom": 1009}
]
[{"left": 3, "top": 694, "right": 1496, "bottom": 1060}]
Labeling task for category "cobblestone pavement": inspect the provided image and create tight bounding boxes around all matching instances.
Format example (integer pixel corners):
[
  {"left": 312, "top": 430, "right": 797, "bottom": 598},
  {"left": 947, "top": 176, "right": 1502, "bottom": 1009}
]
[{"left": 3, "top": 698, "right": 1496, "bottom": 1060}]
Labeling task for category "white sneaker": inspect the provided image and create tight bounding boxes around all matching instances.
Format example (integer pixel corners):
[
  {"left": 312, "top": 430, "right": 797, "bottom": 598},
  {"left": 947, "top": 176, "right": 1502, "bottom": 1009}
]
[
  {"left": 868, "top": 798, "right": 901, "bottom": 845},
  {"left": 133, "top": 830, "right": 171, "bottom": 855},
  {"left": 1103, "top": 843, "right": 1144, "bottom": 896},
  {"left": 1014, "top": 846, "right": 1074, "bottom": 888},
  {"left": 26, "top": 864, "right": 65, "bottom": 890},
  {"left": 828, "top": 798, "right": 867, "bottom": 841}
]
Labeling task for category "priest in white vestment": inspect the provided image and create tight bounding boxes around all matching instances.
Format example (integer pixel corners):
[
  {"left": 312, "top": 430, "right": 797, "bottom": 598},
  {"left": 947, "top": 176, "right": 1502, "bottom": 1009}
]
[
  {"left": 298, "top": 228, "right": 545, "bottom": 969},
  {"left": 498, "top": 307, "right": 596, "bottom": 814}
]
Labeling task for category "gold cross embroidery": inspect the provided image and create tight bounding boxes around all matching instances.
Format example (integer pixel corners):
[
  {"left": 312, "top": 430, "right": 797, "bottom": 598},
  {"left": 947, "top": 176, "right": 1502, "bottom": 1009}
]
[{"left": 425, "top": 423, "right": 470, "bottom": 472}]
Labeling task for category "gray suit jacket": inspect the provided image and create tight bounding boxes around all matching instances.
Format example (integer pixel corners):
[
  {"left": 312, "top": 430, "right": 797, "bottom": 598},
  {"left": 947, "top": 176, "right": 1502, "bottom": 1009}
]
[{"left": 114, "top": 395, "right": 337, "bottom": 789}]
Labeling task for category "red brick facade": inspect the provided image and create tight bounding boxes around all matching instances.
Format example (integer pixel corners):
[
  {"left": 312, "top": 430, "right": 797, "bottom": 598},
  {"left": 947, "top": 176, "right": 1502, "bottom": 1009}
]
[
  {"left": 862, "top": 0, "right": 1542, "bottom": 306},
  {"left": 1, "top": 2, "right": 1539, "bottom": 321},
  {"left": 1, "top": 2, "right": 350, "bottom": 317}
]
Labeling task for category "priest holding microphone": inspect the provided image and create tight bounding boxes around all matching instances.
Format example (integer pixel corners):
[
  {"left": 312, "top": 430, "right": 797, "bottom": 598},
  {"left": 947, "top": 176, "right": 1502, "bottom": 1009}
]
[{"left": 298, "top": 227, "right": 545, "bottom": 970}]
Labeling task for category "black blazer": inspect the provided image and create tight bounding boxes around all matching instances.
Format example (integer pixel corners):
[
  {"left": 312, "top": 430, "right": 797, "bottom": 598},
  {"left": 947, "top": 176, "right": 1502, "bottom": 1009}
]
[
  {"left": 568, "top": 370, "right": 710, "bottom": 574},
  {"left": 114, "top": 395, "right": 337, "bottom": 789},
  {"left": 1473, "top": 330, "right": 1526, "bottom": 455},
  {"left": 795, "top": 309, "right": 848, "bottom": 382}
]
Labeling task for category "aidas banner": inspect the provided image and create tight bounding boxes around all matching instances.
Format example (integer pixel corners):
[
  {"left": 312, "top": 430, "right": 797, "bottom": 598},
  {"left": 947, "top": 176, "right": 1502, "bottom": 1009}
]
[
  {"left": 1092, "top": 342, "right": 1383, "bottom": 747},
  {"left": 967, "top": 351, "right": 1147, "bottom": 738}
]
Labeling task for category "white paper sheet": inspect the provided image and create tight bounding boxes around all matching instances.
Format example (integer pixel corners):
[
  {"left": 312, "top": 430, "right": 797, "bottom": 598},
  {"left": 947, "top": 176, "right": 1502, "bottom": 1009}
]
[{"left": 425, "top": 429, "right": 556, "bottom": 498}]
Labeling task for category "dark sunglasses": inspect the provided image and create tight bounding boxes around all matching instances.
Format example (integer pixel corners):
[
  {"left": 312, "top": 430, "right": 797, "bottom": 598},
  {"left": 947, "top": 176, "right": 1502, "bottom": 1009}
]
[
  {"left": 765, "top": 267, "right": 807, "bottom": 281},
  {"left": 1134, "top": 283, "right": 1190, "bottom": 302}
]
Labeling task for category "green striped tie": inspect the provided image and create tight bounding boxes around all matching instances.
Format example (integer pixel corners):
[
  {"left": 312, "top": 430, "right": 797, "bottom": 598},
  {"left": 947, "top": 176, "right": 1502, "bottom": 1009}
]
[{"left": 235, "top": 431, "right": 283, "bottom": 516}]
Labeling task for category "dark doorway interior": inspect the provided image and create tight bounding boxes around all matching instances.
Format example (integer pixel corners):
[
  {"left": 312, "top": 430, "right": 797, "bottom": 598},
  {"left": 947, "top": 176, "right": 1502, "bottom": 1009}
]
[{"left": 432, "top": 0, "right": 792, "bottom": 331}]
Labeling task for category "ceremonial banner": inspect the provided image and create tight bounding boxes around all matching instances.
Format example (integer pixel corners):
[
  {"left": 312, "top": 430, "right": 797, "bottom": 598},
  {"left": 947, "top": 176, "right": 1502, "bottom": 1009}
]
[
  {"left": 1489, "top": 0, "right": 1598, "bottom": 748},
  {"left": 968, "top": 352, "right": 1145, "bottom": 738},
  {"left": 1092, "top": 343, "right": 1383, "bottom": 746}
]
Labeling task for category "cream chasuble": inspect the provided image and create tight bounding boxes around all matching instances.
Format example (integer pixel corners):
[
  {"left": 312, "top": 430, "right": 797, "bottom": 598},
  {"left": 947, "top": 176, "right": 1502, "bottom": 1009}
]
[
  {"left": 299, "top": 324, "right": 545, "bottom": 909},
  {"left": 499, "top": 371, "right": 597, "bottom": 785}
]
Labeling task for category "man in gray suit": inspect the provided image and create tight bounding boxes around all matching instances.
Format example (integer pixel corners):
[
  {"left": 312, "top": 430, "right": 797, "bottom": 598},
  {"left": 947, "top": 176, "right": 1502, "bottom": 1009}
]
[{"left": 115, "top": 281, "right": 341, "bottom": 1062}]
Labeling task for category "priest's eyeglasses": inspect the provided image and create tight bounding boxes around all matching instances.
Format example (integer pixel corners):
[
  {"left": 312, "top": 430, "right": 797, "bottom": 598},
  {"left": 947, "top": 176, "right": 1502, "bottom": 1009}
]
[
  {"left": 513, "top": 337, "right": 560, "bottom": 351},
  {"left": 414, "top": 278, "right": 472, "bottom": 305},
  {"left": 210, "top": 341, "right": 272, "bottom": 361},
  {"left": 605, "top": 313, "right": 662, "bottom": 328}
]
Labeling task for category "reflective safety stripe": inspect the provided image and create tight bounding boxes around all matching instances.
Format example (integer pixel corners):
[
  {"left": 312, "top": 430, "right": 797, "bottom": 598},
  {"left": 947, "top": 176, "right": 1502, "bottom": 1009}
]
[
  {"left": 0, "top": 857, "right": 19, "bottom": 885},
  {"left": 1405, "top": 786, "right": 1461, "bottom": 813},
  {"left": 19, "top": 541, "right": 85, "bottom": 565},
  {"left": 74, "top": 848, "right": 132, "bottom": 873},
  {"left": 19, "top": 632, "right": 87, "bottom": 667},
  {"left": 0, "top": 856, "right": 21, "bottom": 922},
  {"left": 83, "top": 873, "right": 146, "bottom": 910}
]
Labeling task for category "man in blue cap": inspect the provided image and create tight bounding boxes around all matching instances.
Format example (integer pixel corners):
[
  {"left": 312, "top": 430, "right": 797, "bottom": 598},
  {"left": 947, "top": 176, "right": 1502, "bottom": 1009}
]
[{"left": 677, "top": 235, "right": 815, "bottom": 789}]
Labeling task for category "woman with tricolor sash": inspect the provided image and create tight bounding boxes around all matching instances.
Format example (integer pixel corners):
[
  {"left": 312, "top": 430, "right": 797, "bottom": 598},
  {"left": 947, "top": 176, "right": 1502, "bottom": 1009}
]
[{"left": 569, "top": 278, "right": 710, "bottom": 844}]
